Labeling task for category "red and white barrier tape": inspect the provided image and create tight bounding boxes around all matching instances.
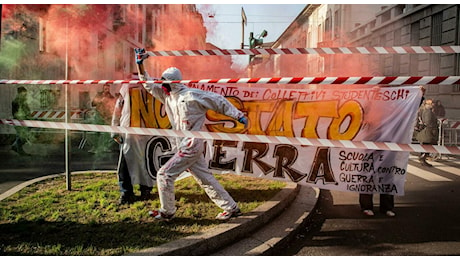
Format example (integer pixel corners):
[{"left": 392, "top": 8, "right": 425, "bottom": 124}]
[
  {"left": 1, "top": 119, "right": 459, "bottom": 155},
  {"left": 2, "top": 76, "right": 460, "bottom": 85},
  {"left": 438, "top": 118, "right": 460, "bottom": 129},
  {"left": 145, "top": 46, "right": 460, "bottom": 57},
  {"left": 31, "top": 110, "right": 88, "bottom": 120},
  {"left": 450, "top": 122, "right": 460, "bottom": 129}
]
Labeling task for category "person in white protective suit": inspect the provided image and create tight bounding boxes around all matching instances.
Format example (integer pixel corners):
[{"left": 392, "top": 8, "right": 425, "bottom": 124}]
[
  {"left": 135, "top": 49, "right": 249, "bottom": 221},
  {"left": 111, "top": 73, "right": 155, "bottom": 205}
]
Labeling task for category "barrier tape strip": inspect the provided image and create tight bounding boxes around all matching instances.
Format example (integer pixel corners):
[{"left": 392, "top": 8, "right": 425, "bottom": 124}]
[
  {"left": 439, "top": 118, "right": 460, "bottom": 129},
  {"left": 145, "top": 46, "right": 460, "bottom": 57},
  {"left": 1, "top": 119, "right": 459, "bottom": 155},
  {"left": 2, "top": 76, "right": 460, "bottom": 85},
  {"left": 450, "top": 122, "right": 460, "bottom": 129},
  {"left": 31, "top": 110, "right": 89, "bottom": 120}
]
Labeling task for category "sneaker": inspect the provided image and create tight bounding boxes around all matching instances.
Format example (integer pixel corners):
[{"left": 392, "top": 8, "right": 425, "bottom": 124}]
[
  {"left": 419, "top": 158, "right": 433, "bottom": 167},
  {"left": 385, "top": 210, "right": 396, "bottom": 217},
  {"left": 118, "top": 193, "right": 135, "bottom": 205},
  {"left": 149, "top": 210, "right": 175, "bottom": 221},
  {"left": 139, "top": 191, "right": 154, "bottom": 201},
  {"left": 215, "top": 207, "right": 242, "bottom": 220},
  {"left": 362, "top": 209, "right": 374, "bottom": 216},
  {"left": 421, "top": 160, "right": 433, "bottom": 167}
]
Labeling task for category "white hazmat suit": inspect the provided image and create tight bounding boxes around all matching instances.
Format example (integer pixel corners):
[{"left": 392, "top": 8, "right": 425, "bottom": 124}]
[{"left": 140, "top": 67, "right": 246, "bottom": 218}]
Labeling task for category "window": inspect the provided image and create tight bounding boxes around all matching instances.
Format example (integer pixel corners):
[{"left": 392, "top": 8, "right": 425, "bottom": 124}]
[
  {"left": 431, "top": 12, "right": 442, "bottom": 46},
  {"left": 379, "top": 34, "right": 387, "bottom": 73},
  {"left": 137, "top": 5, "right": 143, "bottom": 43},
  {"left": 38, "top": 17, "right": 46, "bottom": 52},
  {"left": 393, "top": 29, "right": 401, "bottom": 74},
  {"left": 381, "top": 10, "right": 391, "bottom": 23},
  {"left": 334, "top": 10, "right": 340, "bottom": 38},
  {"left": 430, "top": 12, "right": 442, "bottom": 76},
  {"left": 410, "top": 22, "right": 420, "bottom": 76},
  {"left": 394, "top": 5, "right": 405, "bottom": 16},
  {"left": 40, "top": 89, "right": 58, "bottom": 109},
  {"left": 112, "top": 4, "right": 125, "bottom": 31},
  {"left": 324, "top": 17, "right": 331, "bottom": 41},
  {"left": 318, "top": 24, "right": 322, "bottom": 42}
]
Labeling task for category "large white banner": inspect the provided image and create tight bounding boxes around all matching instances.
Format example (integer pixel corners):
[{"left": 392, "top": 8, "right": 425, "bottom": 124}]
[{"left": 127, "top": 84, "right": 422, "bottom": 195}]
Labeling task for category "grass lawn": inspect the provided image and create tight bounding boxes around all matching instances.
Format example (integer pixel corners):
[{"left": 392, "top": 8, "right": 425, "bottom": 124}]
[{"left": 0, "top": 172, "right": 285, "bottom": 256}]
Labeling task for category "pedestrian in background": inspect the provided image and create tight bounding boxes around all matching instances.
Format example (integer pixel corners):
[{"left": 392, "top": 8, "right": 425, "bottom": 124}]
[
  {"left": 111, "top": 74, "right": 155, "bottom": 205},
  {"left": 11, "top": 86, "right": 31, "bottom": 156},
  {"left": 92, "top": 83, "right": 116, "bottom": 124},
  {"left": 360, "top": 193, "right": 395, "bottom": 217},
  {"left": 416, "top": 99, "right": 438, "bottom": 167},
  {"left": 432, "top": 100, "right": 446, "bottom": 118},
  {"left": 359, "top": 150, "right": 396, "bottom": 217},
  {"left": 90, "top": 83, "right": 116, "bottom": 153}
]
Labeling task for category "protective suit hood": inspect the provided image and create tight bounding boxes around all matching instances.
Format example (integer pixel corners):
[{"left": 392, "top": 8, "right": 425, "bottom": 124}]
[{"left": 161, "top": 67, "right": 185, "bottom": 94}]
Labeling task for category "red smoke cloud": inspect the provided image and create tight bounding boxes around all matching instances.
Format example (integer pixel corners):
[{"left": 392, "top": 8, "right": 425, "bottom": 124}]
[
  {"left": 143, "top": 5, "right": 238, "bottom": 79},
  {"left": 2, "top": 4, "right": 239, "bottom": 80}
]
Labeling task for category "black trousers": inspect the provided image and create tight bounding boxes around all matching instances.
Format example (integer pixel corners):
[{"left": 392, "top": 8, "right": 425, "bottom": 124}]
[
  {"left": 359, "top": 193, "right": 394, "bottom": 212},
  {"left": 117, "top": 150, "right": 133, "bottom": 195},
  {"left": 117, "top": 150, "right": 152, "bottom": 196}
]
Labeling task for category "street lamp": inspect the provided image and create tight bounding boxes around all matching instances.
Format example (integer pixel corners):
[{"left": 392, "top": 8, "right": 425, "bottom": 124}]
[
  {"left": 249, "top": 30, "right": 267, "bottom": 49},
  {"left": 241, "top": 7, "right": 247, "bottom": 49},
  {"left": 249, "top": 29, "right": 268, "bottom": 63}
]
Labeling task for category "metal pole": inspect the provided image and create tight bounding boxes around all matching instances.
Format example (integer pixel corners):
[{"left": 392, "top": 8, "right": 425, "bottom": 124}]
[
  {"left": 0, "top": 4, "right": 3, "bottom": 51},
  {"left": 241, "top": 19, "right": 244, "bottom": 49},
  {"left": 241, "top": 7, "right": 247, "bottom": 49},
  {"left": 65, "top": 19, "right": 71, "bottom": 190}
]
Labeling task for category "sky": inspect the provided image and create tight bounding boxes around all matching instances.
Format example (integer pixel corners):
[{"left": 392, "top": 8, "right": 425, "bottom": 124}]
[
  {"left": 197, "top": 4, "right": 304, "bottom": 48},
  {"left": 196, "top": 4, "right": 305, "bottom": 68}
]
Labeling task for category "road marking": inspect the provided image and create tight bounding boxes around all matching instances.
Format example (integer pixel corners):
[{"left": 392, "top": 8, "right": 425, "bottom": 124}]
[
  {"left": 429, "top": 161, "right": 460, "bottom": 178},
  {"left": 406, "top": 164, "right": 452, "bottom": 181}
]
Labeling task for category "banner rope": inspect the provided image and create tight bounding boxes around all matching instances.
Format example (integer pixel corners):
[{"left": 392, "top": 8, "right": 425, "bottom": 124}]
[
  {"left": 1, "top": 119, "right": 459, "bottom": 155},
  {"left": 144, "top": 46, "right": 460, "bottom": 57},
  {"left": 2, "top": 76, "right": 460, "bottom": 85}
]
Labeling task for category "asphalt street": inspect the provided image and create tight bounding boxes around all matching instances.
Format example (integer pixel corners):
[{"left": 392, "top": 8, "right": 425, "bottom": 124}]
[{"left": 281, "top": 154, "right": 460, "bottom": 256}]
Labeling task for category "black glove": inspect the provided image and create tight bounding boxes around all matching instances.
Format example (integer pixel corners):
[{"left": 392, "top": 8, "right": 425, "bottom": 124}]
[
  {"left": 238, "top": 116, "right": 248, "bottom": 128},
  {"left": 111, "top": 133, "right": 123, "bottom": 144},
  {"left": 135, "top": 48, "right": 148, "bottom": 64}
]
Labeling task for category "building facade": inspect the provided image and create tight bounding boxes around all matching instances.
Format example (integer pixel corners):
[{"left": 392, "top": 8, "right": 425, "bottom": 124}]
[
  {"left": 348, "top": 4, "right": 460, "bottom": 118},
  {"left": 253, "top": 4, "right": 460, "bottom": 118},
  {"left": 0, "top": 4, "right": 210, "bottom": 116},
  {"left": 0, "top": 4, "right": 213, "bottom": 139}
]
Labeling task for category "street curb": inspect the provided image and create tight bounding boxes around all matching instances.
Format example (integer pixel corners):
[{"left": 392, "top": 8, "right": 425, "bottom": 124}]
[
  {"left": 260, "top": 186, "right": 320, "bottom": 255},
  {"left": 0, "top": 170, "right": 114, "bottom": 201},
  {"left": 127, "top": 182, "right": 300, "bottom": 256},
  {"left": 211, "top": 185, "right": 320, "bottom": 256}
]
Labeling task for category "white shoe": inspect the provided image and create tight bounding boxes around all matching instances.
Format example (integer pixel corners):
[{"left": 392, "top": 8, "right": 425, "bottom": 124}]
[
  {"left": 363, "top": 209, "right": 374, "bottom": 216},
  {"left": 385, "top": 210, "right": 396, "bottom": 217},
  {"left": 216, "top": 207, "right": 242, "bottom": 220},
  {"left": 149, "top": 210, "right": 175, "bottom": 221}
]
